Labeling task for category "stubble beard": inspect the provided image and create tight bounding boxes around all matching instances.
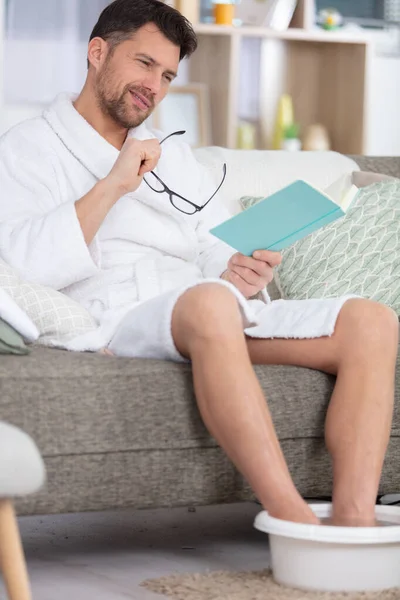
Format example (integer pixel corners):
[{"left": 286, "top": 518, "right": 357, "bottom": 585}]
[{"left": 95, "top": 61, "right": 154, "bottom": 130}]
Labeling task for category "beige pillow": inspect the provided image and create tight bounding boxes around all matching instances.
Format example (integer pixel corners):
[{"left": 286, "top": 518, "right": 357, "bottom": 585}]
[
  {"left": 351, "top": 171, "right": 397, "bottom": 188},
  {"left": 0, "top": 258, "right": 96, "bottom": 347}
]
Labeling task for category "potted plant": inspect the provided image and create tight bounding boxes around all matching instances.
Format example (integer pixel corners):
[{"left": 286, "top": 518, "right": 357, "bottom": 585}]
[{"left": 281, "top": 122, "right": 301, "bottom": 151}]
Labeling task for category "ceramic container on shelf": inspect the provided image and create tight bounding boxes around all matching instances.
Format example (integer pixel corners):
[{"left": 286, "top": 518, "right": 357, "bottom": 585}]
[
  {"left": 281, "top": 122, "right": 302, "bottom": 151},
  {"left": 302, "top": 123, "right": 331, "bottom": 151},
  {"left": 281, "top": 138, "right": 302, "bottom": 151},
  {"left": 213, "top": 1, "right": 235, "bottom": 25},
  {"left": 176, "top": 0, "right": 200, "bottom": 24}
]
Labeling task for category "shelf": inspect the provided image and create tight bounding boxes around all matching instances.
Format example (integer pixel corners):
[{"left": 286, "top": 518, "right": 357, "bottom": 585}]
[
  {"left": 194, "top": 23, "right": 371, "bottom": 45},
  {"left": 189, "top": 22, "right": 370, "bottom": 154}
]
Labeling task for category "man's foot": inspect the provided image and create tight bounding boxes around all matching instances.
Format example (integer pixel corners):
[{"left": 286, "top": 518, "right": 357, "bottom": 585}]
[
  {"left": 328, "top": 514, "right": 380, "bottom": 527},
  {"left": 331, "top": 501, "right": 378, "bottom": 527},
  {"left": 267, "top": 497, "right": 320, "bottom": 525}
]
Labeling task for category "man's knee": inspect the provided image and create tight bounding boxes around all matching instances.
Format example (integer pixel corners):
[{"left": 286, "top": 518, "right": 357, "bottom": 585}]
[
  {"left": 172, "top": 283, "right": 243, "bottom": 353},
  {"left": 338, "top": 298, "right": 398, "bottom": 353}
]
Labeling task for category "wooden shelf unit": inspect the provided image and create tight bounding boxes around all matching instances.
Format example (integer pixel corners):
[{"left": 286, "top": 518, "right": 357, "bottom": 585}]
[
  {"left": 189, "top": 20, "right": 372, "bottom": 154},
  {"left": 194, "top": 23, "right": 370, "bottom": 44}
]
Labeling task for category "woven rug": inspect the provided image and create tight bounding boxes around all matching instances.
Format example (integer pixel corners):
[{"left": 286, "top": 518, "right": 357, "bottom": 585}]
[{"left": 141, "top": 569, "right": 400, "bottom": 600}]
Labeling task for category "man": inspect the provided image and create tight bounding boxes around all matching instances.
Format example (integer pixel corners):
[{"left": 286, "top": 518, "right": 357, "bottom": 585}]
[{"left": 0, "top": 0, "right": 397, "bottom": 527}]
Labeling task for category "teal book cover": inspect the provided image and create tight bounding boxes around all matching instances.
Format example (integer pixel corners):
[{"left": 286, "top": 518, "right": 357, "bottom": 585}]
[{"left": 210, "top": 179, "right": 359, "bottom": 256}]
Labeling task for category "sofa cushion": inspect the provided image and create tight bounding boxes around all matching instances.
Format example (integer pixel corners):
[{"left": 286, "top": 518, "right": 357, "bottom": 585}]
[
  {"left": 0, "top": 348, "right": 328, "bottom": 456},
  {"left": 239, "top": 172, "right": 398, "bottom": 212},
  {"left": 194, "top": 148, "right": 359, "bottom": 215},
  {"left": 350, "top": 157, "right": 400, "bottom": 179},
  {"left": 1, "top": 344, "right": 399, "bottom": 457},
  {"left": 1, "top": 338, "right": 398, "bottom": 514}
]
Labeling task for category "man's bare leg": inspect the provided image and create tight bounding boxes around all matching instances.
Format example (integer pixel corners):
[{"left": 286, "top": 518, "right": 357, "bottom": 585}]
[
  {"left": 246, "top": 298, "right": 398, "bottom": 526},
  {"left": 172, "top": 284, "right": 319, "bottom": 524}
]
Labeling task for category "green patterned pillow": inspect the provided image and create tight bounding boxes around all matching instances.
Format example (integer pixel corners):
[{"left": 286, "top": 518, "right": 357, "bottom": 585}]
[
  {"left": 240, "top": 181, "right": 400, "bottom": 315},
  {"left": 240, "top": 196, "right": 264, "bottom": 210},
  {"left": 277, "top": 180, "right": 400, "bottom": 313}
]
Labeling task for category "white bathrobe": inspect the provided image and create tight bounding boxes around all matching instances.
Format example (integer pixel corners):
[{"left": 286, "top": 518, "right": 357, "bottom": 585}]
[{"left": 0, "top": 93, "right": 352, "bottom": 360}]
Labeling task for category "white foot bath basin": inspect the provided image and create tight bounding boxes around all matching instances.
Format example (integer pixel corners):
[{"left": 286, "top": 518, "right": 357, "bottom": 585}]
[{"left": 254, "top": 503, "right": 400, "bottom": 593}]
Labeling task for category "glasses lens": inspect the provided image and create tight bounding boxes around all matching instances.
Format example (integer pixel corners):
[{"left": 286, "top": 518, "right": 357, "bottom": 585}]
[
  {"left": 144, "top": 172, "right": 166, "bottom": 193},
  {"left": 171, "top": 194, "right": 197, "bottom": 215}
]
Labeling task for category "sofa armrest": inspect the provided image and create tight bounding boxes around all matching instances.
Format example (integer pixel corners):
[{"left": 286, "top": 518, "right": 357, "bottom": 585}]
[{"left": 350, "top": 156, "right": 400, "bottom": 178}]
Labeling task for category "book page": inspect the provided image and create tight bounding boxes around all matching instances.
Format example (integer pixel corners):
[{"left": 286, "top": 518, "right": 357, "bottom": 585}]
[
  {"left": 323, "top": 173, "right": 359, "bottom": 212},
  {"left": 324, "top": 173, "right": 352, "bottom": 204}
]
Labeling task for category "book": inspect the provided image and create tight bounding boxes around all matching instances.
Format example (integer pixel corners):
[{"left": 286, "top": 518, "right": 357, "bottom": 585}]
[{"left": 210, "top": 173, "right": 360, "bottom": 255}]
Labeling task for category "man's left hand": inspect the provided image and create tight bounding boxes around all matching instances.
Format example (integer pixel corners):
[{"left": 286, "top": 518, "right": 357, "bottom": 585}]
[{"left": 221, "top": 250, "right": 282, "bottom": 299}]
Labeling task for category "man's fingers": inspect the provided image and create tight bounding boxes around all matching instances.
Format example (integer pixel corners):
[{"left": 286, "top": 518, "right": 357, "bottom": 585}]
[
  {"left": 128, "top": 139, "right": 161, "bottom": 176},
  {"left": 229, "top": 253, "right": 273, "bottom": 279},
  {"left": 138, "top": 158, "right": 157, "bottom": 176},
  {"left": 252, "top": 250, "right": 282, "bottom": 267},
  {"left": 231, "top": 265, "right": 261, "bottom": 286},
  {"left": 227, "top": 270, "right": 259, "bottom": 298},
  {"left": 229, "top": 252, "right": 255, "bottom": 269},
  {"left": 138, "top": 151, "right": 161, "bottom": 176}
]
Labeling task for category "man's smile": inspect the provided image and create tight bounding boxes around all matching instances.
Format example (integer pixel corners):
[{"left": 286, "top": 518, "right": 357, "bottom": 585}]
[{"left": 130, "top": 90, "right": 151, "bottom": 111}]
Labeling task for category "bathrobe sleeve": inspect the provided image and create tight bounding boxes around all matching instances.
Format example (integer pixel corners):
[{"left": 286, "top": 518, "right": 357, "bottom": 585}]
[
  {"left": 0, "top": 140, "right": 100, "bottom": 290},
  {"left": 194, "top": 166, "right": 236, "bottom": 279}
]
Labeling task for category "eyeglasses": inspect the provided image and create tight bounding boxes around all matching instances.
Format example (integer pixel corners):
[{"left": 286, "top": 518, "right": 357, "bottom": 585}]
[{"left": 143, "top": 130, "right": 227, "bottom": 215}]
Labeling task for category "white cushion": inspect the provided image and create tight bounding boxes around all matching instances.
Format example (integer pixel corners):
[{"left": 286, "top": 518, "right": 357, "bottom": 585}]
[
  {"left": 194, "top": 148, "right": 360, "bottom": 215},
  {"left": 0, "top": 258, "right": 97, "bottom": 347},
  {"left": 0, "top": 422, "right": 46, "bottom": 497}
]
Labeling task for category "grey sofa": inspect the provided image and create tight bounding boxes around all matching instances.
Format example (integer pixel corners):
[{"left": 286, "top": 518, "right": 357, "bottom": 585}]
[{"left": 0, "top": 156, "right": 399, "bottom": 517}]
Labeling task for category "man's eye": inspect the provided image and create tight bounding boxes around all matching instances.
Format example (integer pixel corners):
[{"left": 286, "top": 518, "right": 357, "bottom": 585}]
[{"left": 139, "top": 60, "right": 150, "bottom": 67}]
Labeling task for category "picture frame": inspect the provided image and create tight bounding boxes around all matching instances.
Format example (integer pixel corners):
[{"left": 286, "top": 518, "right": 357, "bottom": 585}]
[
  {"left": 235, "top": 0, "right": 274, "bottom": 26},
  {"left": 235, "top": 0, "right": 298, "bottom": 30},
  {"left": 152, "top": 84, "right": 212, "bottom": 148}
]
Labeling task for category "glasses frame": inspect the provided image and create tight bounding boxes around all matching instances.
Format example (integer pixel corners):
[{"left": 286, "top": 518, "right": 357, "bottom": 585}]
[{"left": 143, "top": 130, "right": 227, "bottom": 215}]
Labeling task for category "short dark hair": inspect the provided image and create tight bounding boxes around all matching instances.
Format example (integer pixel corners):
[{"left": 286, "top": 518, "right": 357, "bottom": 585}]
[{"left": 89, "top": 0, "right": 198, "bottom": 61}]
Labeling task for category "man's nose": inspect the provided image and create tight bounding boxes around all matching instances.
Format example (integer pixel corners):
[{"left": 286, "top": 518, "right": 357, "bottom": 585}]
[{"left": 143, "top": 71, "right": 162, "bottom": 96}]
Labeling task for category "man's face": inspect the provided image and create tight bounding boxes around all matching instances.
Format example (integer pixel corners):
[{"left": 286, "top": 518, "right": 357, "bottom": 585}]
[{"left": 94, "top": 24, "right": 180, "bottom": 129}]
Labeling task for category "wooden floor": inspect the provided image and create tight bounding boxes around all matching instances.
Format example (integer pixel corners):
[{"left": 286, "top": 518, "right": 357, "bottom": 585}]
[{"left": 0, "top": 502, "right": 270, "bottom": 600}]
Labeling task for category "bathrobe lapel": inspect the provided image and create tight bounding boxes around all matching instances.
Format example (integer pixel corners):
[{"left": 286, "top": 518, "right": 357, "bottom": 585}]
[{"left": 42, "top": 93, "right": 198, "bottom": 224}]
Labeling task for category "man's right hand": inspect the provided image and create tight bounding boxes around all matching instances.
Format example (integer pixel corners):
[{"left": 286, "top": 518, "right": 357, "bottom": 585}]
[
  {"left": 76, "top": 137, "right": 161, "bottom": 245},
  {"left": 106, "top": 138, "right": 161, "bottom": 197}
]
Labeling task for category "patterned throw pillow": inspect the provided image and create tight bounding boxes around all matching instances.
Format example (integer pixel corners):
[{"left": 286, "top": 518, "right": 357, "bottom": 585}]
[
  {"left": 240, "top": 180, "right": 400, "bottom": 315},
  {"left": 276, "top": 181, "right": 400, "bottom": 313},
  {"left": 0, "top": 259, "right": 97, "bottom": 346},
  {"left": 240, "top": 196, "right": 264, "bottom": 211}
]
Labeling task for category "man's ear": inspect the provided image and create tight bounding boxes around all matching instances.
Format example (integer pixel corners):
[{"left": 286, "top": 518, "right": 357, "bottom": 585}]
[{"left": 87, "top": 37, "right": 109, "bottom": 71}]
